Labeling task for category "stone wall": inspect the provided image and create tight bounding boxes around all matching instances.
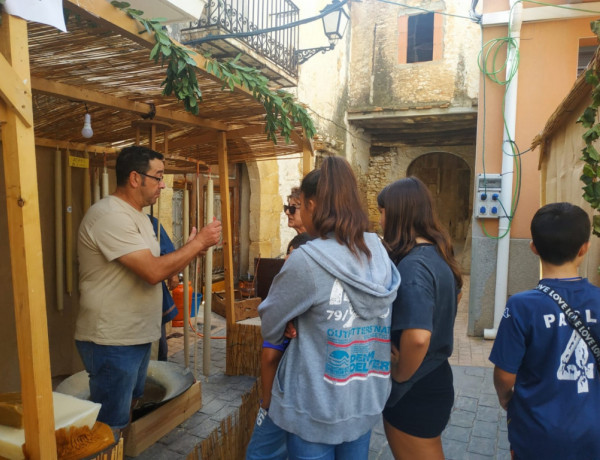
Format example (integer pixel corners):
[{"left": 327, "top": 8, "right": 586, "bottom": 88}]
[
  {"left": 366, "top": 146, "right": 475, "bottom": 230},
  {"left": 348, "top": 0, "right": 480, "bottom": 110},
  {"left": 247, "top": 160, "right": 282, "bottom": 273},
  {"left": 278, "top": 158, "right": 304, "bottom": 255}
]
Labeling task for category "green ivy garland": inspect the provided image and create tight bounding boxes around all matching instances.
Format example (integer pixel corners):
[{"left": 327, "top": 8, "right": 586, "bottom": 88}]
[
  {"left": 111, "top": 2, "right": 315, "bottom": 144},
  {"left": 205, "top": 55, "right": 316, "bottom": 143},
  {"left": 577, "top": 21, "right": 600, "bottom": 244}
]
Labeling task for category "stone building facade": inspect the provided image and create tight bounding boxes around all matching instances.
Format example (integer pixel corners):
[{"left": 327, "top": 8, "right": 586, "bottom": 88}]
[
  {"left": 277, "top": 0, "right": 481, "bottom": 260},
  {"left": 176, "top": 0, "right": 481, "bottom": 285},
  {"left": 347, "top": 0, "right": 481, "bottom": 259}
]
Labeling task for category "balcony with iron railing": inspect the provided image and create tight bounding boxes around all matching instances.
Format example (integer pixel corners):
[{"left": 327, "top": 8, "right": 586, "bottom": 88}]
[{"left": 182, "top": 0, "right": 300, "bottom": 85}]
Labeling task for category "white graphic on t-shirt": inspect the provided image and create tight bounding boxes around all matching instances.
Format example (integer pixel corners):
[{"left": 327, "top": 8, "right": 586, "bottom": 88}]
[
  {"left": 557, "top": 329, "right": 595, "bottom": 393},
  {"left": 327, "top": 279, "right": 356, "bottom": 328},
  {"left": 342, "top": 302, "right": 358, "bottom": 328},
  {"left": 329, "top": 279, "right": 347, "bottom": 305},
  {"left": 503, "top": 307, "right": 510, "bottom": 319}
]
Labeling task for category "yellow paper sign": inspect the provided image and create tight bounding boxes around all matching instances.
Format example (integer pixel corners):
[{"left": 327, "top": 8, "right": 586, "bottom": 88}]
[{"left": 69, "top": 155, "right": 89, "bottom": 168}]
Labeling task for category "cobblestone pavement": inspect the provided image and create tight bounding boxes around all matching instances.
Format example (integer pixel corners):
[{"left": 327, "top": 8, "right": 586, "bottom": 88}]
[
  {"left": 129, "top": 275, "right": 510, "bottom": 459},
  {"left": 368, "top": 366, "right": 509, "bottom": 460}
]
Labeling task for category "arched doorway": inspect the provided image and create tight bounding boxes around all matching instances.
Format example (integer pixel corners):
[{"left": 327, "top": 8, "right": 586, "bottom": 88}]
[{"left": 407, "top": 152, "right": 471, "bottom": 253}]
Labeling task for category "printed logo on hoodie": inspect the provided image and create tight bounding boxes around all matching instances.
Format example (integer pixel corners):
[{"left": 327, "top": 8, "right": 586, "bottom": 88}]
[{"left": 324, "top": 280, "right": 391, "bottom": 385}]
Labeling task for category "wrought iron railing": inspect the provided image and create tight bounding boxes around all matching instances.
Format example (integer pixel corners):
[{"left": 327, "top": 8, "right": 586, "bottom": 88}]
[{"left": 184, "top": 0, "right": 299, "bottom": 77}]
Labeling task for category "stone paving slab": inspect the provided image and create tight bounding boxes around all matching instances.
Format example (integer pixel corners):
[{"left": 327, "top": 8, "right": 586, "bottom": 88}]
[{"left": 127, "top": 359, "right": 508, "bottom": 459}]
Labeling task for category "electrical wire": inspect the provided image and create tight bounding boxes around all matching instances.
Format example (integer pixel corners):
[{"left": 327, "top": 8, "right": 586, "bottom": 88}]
[
  {"left": 374, "top": 0, "right": 475, "bottom": 20},
  {"left": 372, "top": 0, "right": 593, "bottom": 239},
  {"left": 523, "top": 0, "right": 600, "bottom": 14},
  {"left": 188, "top": 316, "right": 226, "bottom": 339},
  {"left": 477, "top": 1, "right": 524, "bottom": 239},
  {"left": 373, "top": 0, "right": 600, "bottom": 22}
]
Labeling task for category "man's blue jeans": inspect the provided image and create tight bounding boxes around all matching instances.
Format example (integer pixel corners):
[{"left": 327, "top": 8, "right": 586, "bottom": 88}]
[
  {"left": 246, "top": 407, "right": 287, "bottom": 460},
  {"left": 287, "top": 429, "right": 372, "bottom": 460},
  {"left": 76, "top": 340, "right": 151, "bottom": 429}
]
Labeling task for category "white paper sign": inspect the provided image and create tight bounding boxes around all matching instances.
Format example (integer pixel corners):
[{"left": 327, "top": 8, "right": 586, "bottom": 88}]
[{"left": 5, "top": 0, "right": 67, "bottom": 32}]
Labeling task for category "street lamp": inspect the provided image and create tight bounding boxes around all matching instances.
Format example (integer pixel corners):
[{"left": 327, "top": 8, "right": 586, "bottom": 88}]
[
  {"left": 295, "top": 1, "right": 350, "bottom": 65},
  {"left": 323, "top": 0, "right": 350, "bottom": 43}
]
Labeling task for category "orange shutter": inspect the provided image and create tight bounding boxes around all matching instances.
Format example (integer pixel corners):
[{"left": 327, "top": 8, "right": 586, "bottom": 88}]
[
  {"left": 398, "top": 15, "right": 408, "bottom": 64},
  {"left": 433, "top": 13, "right": 443, "bottom": 61}
]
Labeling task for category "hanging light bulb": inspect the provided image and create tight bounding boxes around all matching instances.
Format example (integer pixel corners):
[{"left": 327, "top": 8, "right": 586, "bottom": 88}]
[{"left": 81, "top": 105, "right": 93, "bottom": 138}]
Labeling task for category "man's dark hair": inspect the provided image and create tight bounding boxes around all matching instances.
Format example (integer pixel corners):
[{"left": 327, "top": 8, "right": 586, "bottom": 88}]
[
  {"left": 115, "top": 145, "right": 164, "bottom": 186},
  {"left": 287, "top": 232, "right": 315, "bottom": 255},
  {"left": 531, "top": 202, "right": 590, "bottom": 265}
]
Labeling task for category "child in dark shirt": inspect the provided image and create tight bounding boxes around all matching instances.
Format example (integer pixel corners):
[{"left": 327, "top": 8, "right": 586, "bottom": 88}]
[{"left": 489, "top": 202, "right": 600, "bottom": 460}]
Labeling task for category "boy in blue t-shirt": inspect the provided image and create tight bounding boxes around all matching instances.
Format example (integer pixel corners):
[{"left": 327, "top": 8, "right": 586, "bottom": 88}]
[{"left": 490, "top": 202, "right": 600, "bottom": 460}]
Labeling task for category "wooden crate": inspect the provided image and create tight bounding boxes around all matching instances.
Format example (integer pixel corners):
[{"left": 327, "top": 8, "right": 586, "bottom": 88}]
[
  {"left": 212, "top": 290, "right": 261, "bottom": 322},
  {"left": 123, "top": 381, "right": 202, "bottom": 457}
]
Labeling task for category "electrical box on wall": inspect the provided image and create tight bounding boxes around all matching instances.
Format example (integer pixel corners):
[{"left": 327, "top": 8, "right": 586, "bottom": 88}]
[{"left": 475, "top": 174, "right": 503, "bottom": 219}]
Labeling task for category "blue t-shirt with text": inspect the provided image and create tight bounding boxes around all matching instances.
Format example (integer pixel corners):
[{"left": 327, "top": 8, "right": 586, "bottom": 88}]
[{"left": 490, "top": 278, "right": 600, "bottom": 459}]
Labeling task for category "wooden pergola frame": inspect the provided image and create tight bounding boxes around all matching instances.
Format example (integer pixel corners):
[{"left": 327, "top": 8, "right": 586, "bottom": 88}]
[{"left": 0, "top": 2, "right": 313, "bottom": 458}]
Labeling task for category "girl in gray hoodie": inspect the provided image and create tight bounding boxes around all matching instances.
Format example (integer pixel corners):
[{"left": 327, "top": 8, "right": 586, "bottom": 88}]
[{"left": 259, "top": 157, "right": 400, "bottom": 459}]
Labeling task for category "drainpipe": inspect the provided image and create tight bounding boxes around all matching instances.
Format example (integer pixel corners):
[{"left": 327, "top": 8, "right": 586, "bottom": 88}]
[{"left": 483, "top": 0, "right": 522, "bottom": 340}]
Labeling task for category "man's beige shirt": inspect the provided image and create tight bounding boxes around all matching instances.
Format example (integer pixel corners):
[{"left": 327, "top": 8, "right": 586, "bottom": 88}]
[{"left": 75, "top": 195, "right": 161, "bottom": 345}]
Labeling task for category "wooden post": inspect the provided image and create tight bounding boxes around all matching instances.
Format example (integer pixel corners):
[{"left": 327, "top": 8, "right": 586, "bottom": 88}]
[
  {"left": 93, "top": 167, "right": 100, "bottom": 203},
  {"left": 217, "top": 132, "right": 235, "bottom": 326},
  {"left": 203, "top": 176, "right": 214, "bottom": 376},
  {"left": 183, "top": 186, "right": 190, "bottom": 368},
  {"left": 64, "top": 149, "right": 73, "bottom": 295},
  {"left": 302, "top": 133, "right": 312, "bottom": 176},
  {"left": 83, "top": 150, "right": 91, "bottom": 213},
  {"left": 102, "top": 155, "right": 109, "bottom": 198},
  {"left": 55, "top": 148, "right": 64, "bottom": 312},
  {"left": 0, "top": 12, "right": 57, "bottom": 459}
]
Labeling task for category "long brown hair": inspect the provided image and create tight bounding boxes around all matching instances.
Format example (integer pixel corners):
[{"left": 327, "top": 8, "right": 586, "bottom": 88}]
[
  {"left": 301, "top": 156, "right": 371, "bottom": 259},
  {"left": 378, "top": 177, "right": 462, "bottom": 289}
]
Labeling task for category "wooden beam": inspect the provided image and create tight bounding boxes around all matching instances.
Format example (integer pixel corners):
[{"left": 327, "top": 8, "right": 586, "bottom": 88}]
[
  {"left": 63, "top": 0, "right": 167, "bottom": 49},
  {"left": 168, "top": 125, "right": 268, "bottom": 151},
  {"left": 32, "top": 77, "right": 229, "bottom": 131},
  {"left": 0, "top": 53, "right": 33, "bottom": 127},
  {"left": 0, "top": 12, "right": 57, "bottom": 460},
  {"left": 35, "top": 137, "right": 118, "bottom": 154},
  {"left": 168, "top": 132, "right": 218, "bottom": 151},
  {"left": 36, "top": 138, "right": 207, "bottom": 173},
  {"left": 217, "top": 132, "right": 235, "bottom": 327},
  {"left": 165, "top": 154, "right": 207, "bottom": 167},
  {"left": 289, "top": 130, "right": 303, "bottom": 150}
]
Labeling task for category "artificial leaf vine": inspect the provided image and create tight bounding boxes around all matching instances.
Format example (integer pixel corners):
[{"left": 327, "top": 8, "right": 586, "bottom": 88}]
[
  {"left": 205, "top": 54, "right": 316, "bottom": 143},
  {"left": 111, "top": 1, "right": 315, "bottom": 144},
  {"left": 111, "top": 1, "right": 202, "bottom": 115},
  {"left": 577, "top": 20, "right": 600, "bottom": 245}
]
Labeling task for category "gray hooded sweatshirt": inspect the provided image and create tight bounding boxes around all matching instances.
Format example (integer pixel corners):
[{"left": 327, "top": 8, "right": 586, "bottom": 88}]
[{"left": 259, "top": 232, "right": 401, "bottom": 444}]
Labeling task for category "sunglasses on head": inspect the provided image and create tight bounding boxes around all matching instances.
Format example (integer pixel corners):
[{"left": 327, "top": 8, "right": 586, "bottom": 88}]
[{"left": 284, "top": 204, "right": 299, "bottom": 215}]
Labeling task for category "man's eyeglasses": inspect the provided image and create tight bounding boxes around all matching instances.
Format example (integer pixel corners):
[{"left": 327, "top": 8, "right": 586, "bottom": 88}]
[
  {"left": 283, "top": 204, "right": 300, "bottom": 215},
  {"left": 138, "top": 171, "right": 164, "bottom": 184}
]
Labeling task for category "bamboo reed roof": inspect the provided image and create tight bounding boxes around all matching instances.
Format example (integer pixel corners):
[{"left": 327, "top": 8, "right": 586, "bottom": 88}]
[{"left": 26, "top": 1, "right": 307, "bottom": 172}]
